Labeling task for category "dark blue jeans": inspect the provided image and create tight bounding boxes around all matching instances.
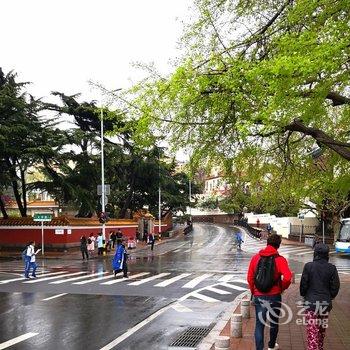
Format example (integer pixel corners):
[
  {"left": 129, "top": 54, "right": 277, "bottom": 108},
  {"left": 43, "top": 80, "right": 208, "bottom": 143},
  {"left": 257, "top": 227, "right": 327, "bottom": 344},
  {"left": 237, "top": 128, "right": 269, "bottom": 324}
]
[{"left": 253, "top": 295, "right": 281, "bottom": 350}]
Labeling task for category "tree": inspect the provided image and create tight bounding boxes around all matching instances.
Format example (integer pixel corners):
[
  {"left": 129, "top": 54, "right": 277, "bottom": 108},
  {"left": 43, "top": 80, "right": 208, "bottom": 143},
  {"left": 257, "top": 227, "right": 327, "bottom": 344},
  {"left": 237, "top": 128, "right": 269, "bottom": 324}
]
[
  {"left": 123, "top": 0, "right": 350, "bottom": 222},
  {"left": 0, "top": 68, "right": 62, "bottom": 217}
]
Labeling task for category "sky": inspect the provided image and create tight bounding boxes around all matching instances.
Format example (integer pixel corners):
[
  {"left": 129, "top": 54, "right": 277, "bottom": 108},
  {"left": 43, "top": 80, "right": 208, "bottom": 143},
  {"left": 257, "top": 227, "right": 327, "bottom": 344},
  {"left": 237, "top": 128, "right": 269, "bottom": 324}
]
[{"left": 1, "top": 0, "right": 191, "bottom": 102}]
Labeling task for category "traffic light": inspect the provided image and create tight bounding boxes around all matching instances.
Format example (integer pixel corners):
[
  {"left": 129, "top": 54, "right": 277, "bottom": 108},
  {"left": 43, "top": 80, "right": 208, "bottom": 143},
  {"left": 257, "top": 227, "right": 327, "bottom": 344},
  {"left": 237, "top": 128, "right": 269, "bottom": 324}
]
[{"left": 99, "top": 212, "right": 108, "bottom": 223}]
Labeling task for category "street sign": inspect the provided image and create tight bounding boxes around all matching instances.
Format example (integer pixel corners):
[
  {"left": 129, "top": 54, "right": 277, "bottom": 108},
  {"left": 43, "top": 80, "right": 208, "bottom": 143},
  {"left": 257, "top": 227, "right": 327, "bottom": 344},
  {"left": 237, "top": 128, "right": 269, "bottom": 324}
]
[
  {"left": 97, "top": 184, "right": 110, "bottom": 195},
  {"left": 100, "top": 195, "right": 108, "bottom": 205},
  {"left": 33, "top": 213, "right": 53, "bottom": 222}
]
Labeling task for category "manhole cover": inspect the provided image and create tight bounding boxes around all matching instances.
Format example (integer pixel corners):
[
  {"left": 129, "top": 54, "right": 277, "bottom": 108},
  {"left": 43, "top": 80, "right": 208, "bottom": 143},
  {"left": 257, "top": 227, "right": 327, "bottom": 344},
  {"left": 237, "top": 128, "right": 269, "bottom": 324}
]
[{"left": 168, "top": 327, "right": 211, "bottom": 349}]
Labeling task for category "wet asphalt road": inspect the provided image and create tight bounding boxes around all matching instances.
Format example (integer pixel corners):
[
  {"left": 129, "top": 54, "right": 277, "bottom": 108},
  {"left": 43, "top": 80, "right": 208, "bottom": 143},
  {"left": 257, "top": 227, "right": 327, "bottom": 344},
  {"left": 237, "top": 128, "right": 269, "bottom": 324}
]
[{"left": 1, "top": 223, "right": 350, "bottom": 350}]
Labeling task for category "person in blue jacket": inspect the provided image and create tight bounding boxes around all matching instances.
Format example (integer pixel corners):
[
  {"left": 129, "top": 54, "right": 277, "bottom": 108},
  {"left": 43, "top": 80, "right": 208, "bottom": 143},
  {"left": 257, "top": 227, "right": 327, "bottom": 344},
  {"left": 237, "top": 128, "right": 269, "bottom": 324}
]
[
  {"left": 112, "top": 239, "right": 128, "bottom": 278},
  {"left": 235, "top": 231, "right": 244, "bottom": 250}
]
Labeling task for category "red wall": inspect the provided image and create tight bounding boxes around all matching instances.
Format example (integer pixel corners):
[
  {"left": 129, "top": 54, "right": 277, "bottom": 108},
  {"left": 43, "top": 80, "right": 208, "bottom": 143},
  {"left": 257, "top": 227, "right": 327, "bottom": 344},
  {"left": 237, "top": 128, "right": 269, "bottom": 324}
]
[{"left": 0, "top": 225, "right": 138, "bottom": 250}]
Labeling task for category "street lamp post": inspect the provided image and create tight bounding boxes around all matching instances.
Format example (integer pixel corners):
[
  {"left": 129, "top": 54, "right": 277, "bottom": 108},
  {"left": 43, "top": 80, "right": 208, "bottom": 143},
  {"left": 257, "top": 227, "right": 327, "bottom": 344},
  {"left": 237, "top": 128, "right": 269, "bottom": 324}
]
[
  {"left": 100, "top": 107, "right": 106, "bottom": 241},
  {"left": 189, "top": 178, "right": 192, "bottom": 221}
]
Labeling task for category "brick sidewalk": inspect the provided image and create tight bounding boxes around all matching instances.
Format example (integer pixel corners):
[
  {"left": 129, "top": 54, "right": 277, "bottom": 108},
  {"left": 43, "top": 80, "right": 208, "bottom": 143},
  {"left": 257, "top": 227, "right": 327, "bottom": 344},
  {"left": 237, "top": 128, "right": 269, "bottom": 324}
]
[{"left": 220, "top": 276, "right": 350, "bottom": 349}]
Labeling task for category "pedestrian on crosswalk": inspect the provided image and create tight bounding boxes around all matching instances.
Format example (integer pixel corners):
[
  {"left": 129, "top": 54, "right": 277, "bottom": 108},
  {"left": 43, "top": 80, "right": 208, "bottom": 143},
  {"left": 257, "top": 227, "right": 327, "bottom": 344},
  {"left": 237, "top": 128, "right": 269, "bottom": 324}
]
[
  {"left": 24, "top": 241, "right": 40, "bottom": 279},
  {"left": 247, "top": 234, "right": 292, "bottom": 350},
  {"left": 300, "top": 243, "right": 340, "bottom": 350},
  {"left": 112, "top": 239, "right": 128, "bottom": 278}
]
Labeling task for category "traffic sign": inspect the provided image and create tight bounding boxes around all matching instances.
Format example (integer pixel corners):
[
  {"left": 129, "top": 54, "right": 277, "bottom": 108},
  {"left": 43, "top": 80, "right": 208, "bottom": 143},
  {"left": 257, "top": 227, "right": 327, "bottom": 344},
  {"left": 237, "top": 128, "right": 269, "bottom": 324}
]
[
  {"left": 33, "top": 213, "right": 53, "bottom": 222},
  {"left": 97, "top": 185, "right": 110, "bottom": 195},
  {"left": 100, "top": 195, "right": 108, "bottom": 205}
]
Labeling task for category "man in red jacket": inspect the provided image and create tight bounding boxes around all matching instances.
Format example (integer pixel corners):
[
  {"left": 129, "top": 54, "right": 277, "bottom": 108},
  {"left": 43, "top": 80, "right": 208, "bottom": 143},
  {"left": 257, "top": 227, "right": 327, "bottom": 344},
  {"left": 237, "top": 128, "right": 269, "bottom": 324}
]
[{"left": 247, "top": 234, "right": 292, "bottom": 350}]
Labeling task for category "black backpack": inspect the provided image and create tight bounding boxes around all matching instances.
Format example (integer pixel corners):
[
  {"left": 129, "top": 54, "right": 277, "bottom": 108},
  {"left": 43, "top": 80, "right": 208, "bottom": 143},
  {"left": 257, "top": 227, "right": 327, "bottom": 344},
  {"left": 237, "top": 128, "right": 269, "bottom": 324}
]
[
  {"left": 254, "top": 254, "right": 279, "bottom": 293},
  {"left": 87, "top": 238, "right": 92, "bottom": 244}
]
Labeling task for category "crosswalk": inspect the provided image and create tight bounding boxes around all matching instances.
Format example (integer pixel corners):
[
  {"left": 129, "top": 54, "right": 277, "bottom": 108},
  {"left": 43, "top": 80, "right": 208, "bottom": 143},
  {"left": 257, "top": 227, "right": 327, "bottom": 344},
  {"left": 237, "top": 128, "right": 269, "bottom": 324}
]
[
  {"left": 240, "top": 236, "right": 336, "bottom": 257},
  {"left": 0, "top": 269, "right": 248, "bottom": 301}
]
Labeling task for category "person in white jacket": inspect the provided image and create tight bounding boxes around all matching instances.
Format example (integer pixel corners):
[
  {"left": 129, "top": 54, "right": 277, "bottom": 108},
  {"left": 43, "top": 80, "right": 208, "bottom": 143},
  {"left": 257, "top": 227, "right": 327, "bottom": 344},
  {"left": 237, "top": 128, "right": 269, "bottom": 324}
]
[{"left": 24, "top": 241, "right": 40, "bottom": 278}]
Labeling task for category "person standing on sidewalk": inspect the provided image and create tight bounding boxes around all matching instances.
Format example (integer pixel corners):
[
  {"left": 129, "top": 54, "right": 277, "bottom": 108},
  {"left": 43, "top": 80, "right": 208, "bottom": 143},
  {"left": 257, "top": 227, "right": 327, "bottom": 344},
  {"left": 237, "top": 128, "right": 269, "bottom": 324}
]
[
  {"left": 87, "top": 233, "right": 95, "bottom": 258},
  {"left": 300, "top": 243, "right": 340, "bottom": 350},
  {"left": 247, "top": 234, "right": 292, "bottom": 350},
  {"left": 96, "top": 232, "right": 104, "bottom": 256},
  {"left": 80, "top": 235, "right": 89, "bottom": 260},
  {"left": 149, "top": 232, "right": 155, "bottom": 251}
]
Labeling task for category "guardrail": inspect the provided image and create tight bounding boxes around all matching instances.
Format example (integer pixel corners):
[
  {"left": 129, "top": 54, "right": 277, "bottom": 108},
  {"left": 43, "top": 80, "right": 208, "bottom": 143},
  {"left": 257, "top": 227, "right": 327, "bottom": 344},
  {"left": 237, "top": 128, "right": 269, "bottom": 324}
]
[{"left": 234, "top": 220, "right": 262, "bottom": 239}]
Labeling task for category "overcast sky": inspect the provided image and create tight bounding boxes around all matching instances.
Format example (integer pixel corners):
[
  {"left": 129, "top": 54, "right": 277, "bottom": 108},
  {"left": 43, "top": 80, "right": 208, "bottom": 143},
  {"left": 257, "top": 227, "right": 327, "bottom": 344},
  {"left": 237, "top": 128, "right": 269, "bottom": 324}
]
[{"left": 2, "top": 0, "right": 191, "bottom": 101}]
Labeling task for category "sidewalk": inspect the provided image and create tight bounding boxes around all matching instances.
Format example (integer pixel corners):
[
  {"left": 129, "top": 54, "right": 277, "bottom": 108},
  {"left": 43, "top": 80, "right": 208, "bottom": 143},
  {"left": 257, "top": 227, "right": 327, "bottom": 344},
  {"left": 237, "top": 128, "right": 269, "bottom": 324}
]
[
  {"left": 0, "top": 226, "right": 186, "bottom": 260},
  {"left": 220, "top": 276, "right": 350, "bottom": 349}
]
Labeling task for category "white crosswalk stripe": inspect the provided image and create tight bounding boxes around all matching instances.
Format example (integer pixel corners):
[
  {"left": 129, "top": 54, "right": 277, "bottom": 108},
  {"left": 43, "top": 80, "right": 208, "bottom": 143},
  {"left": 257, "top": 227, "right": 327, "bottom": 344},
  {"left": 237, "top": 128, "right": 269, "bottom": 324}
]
[
  {"left": 206, "top": 286, "right": 231, "bottom": 295},
  {"left": 182, "top": 273, "right": 214, "bottom": 289},
  {"left": 0, "top": 271, "right": 68, "bottom": 284},
  {"left": 23, "top": 272, "right": 85, "bottom": 284},
  {"left": 49, "top": 272, "right": 108, "bottom": 284},
  {"left": 101, "top": 272, "right": 150, "bottom": 285},
  {"left": 219, "top": 282, "right": 248, "bottom": 291},
  {"left": 128, "top": 272, "right": 171, "bottom": 286},
  {"left": 218, "top": 274, "right": 236, "bottom": 282},
  {"left": 190, "top": 291, "right": 219, "bottom": 302},
  {"left": 73, "top": 274, "right": 116, "bottom": 285},
  {"left": 155, "top": 273, "right": 191, "bottom": 287}
]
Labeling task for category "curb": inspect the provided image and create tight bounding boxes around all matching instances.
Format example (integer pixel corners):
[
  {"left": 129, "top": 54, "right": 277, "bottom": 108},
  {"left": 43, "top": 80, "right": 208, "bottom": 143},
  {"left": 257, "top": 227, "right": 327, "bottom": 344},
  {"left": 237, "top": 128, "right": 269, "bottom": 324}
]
[{"left": 197, "top": 290, "right": 249, "bottom": 350}]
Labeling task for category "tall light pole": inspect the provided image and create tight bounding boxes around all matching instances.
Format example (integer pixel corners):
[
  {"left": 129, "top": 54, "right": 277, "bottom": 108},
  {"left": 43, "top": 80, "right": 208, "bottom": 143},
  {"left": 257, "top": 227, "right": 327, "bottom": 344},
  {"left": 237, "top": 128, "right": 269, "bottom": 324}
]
[
  {"left": 158, "top": 149, "right": 162, "bottom": 240},
  {"left": 189, "top": 178, "right": 192, "bottom": 221},
  {"left": 100, "top": 106, "right": 106, "bottom": 240}
]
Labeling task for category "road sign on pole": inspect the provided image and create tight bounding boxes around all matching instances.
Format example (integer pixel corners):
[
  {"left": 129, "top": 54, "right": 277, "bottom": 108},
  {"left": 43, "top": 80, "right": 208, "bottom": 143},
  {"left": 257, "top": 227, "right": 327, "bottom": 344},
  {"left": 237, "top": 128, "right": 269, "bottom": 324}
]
[
  {"left": 97, "top": 185, "right": 110, "bottom": 196},
  {"left": 33, "top": 213, "right": 52, "bottom": 255},
  {"left": 100, "top": 195, "right": 108, "bottom": 205}
]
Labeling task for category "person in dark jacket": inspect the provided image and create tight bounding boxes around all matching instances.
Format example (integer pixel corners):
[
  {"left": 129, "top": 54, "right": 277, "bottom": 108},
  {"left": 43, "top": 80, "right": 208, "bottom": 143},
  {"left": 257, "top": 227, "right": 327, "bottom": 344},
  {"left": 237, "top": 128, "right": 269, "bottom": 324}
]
[
  {"left": 80, "top": 235, "right": 89, "bottom": 260},
  {"left": 247, "top": 234, "right": 292, "bottom": 350},
  {"left": 300, "top": 243, "right": 340, "bottom": 350}
]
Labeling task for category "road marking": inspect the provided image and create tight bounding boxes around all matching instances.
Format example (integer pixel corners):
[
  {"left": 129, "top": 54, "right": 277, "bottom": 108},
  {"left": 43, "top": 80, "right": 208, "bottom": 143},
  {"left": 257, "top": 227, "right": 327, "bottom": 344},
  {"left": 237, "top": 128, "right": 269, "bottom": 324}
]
[
  {"left": 42, "top": 293, "right": 68, "bottom": 301},
  {"left": 171, "top": 303, "right": 193, "bottom": 313},
  {"left": 173, "top": 249, "right": 181, "bottom": 253},
  {"left": 190, "top": 292, "right": 219, "bottom": 303},
  {"left": 101, "top": 272, "right": 150, "bottom": 285},
  {"left": 279, "top": 247, "right": 310, "bottom": 253},
  {"left": 23, "top": 272, "right": 85, "bottom": 283},
  {"left": 183, "top": 249, "right": 192, "bottom": 253},
  {"left": 182, "top": 273, "right": 214, "bottom": 289},
  {"left": 218, "top": 274, "right": 235, "bottom": 282},
  {"left": 49, "top": 272, "right": 108, "bottom": 284},
  {"left": 155, "top": 273, "right": 191, "bottom": 287},
  {"left": 128, "top": 272, "right": 171, "bottom": 286},
  {"left": 73, "top": 274, "right": 116, "bottom": 285},
  {"left": 231, "top": 278, "right": 248, "bottom": 284},
  {"left": 206, "top": 286, "right": 231, "bottom": 295},
  {"left": 99, "top": 304, "right": 173, "bottom": 350},
  {"left": 281, "top": 248, "right": 311, "bottom": 254},
  {"left": 295, "top": 251, "right": 314, "bottom": 256},
  {"left": 0, "top": 271, "right": 67, "bottom": 284},
  {"left": 0, "top": 332, "right": 39, "bottom": 349},
  {"left": 219, "top": 282, "right": 248, "bottom": 291}
]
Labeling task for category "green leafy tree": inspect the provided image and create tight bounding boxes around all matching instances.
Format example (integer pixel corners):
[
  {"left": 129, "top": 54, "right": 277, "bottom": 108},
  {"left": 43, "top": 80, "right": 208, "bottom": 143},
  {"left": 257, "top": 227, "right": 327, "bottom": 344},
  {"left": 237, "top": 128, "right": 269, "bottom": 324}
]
[{"left": 124, "top": 0, "right": 350, "bottom": 226}]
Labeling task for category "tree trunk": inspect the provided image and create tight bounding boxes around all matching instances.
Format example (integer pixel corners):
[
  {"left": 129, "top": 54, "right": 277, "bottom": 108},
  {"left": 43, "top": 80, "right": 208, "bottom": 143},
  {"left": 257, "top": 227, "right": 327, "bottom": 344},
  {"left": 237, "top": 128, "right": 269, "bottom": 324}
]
[
  {"left": 6, "top": 158, "right": 26, "bottom": 217},
  {"left": 0, "top": 195, "right": 9, "bottom": 219},
  {"left": 20, "top": 169, "right": 27, "bottom": 215}
]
